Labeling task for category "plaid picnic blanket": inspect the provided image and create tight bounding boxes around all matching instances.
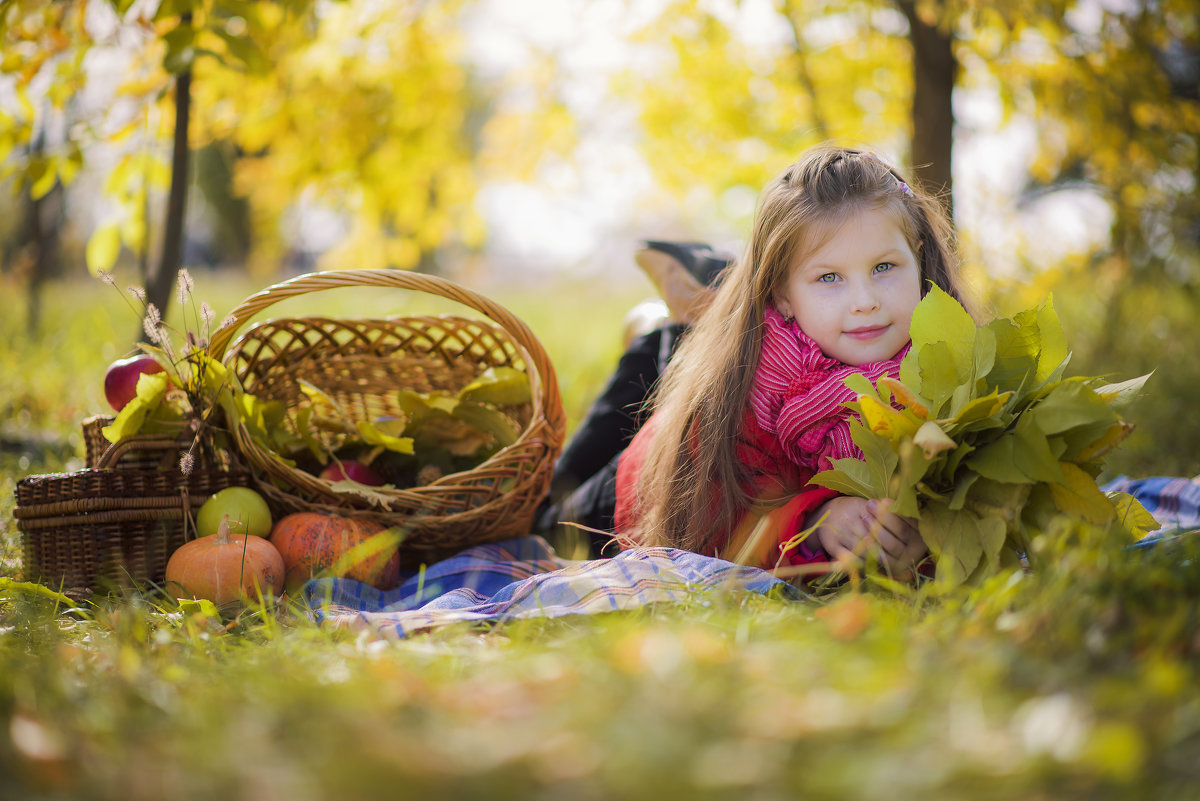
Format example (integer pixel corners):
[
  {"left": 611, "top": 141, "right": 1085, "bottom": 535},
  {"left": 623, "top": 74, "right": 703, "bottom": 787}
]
[
  {"left": 304, "top": 536, "right": 798, "bottom": 639},
  {"left": 304, "top": 476, "right": 1199, "bottom": 638}
]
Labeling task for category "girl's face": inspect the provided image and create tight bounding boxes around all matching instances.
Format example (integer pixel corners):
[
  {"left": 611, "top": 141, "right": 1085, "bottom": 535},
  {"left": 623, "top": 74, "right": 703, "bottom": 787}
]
[{"left": 775, "top": 206, "right": 922, "bottom": 366}]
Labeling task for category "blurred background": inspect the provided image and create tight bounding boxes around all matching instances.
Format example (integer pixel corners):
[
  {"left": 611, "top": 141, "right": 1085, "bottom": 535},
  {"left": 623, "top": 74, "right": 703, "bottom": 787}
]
[{"left": 1, "top": 0, "right": 1197, "bottom": 478}]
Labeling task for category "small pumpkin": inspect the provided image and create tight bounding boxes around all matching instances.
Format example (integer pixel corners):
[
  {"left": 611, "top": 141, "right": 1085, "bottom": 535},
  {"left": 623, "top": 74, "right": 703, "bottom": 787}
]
[
  {"left": 268, "top": 512, "right": 401, "bottom": 592},
  {"left": 165, "top": 515, "right": 286, "bottom": 608}
]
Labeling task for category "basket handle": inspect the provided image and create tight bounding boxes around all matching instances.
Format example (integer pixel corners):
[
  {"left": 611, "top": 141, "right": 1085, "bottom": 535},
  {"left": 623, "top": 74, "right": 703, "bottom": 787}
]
[
  {"left": 95, "top": 435, "right": 177, "bottom": 470},
  {"left": 207, "top": 269, "right": 563, "bottom": 427}
]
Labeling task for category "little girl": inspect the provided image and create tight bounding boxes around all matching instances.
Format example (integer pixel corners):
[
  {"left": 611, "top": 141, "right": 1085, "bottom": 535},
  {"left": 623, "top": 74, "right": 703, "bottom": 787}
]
[{"left": 609, "top": 145, "right": 973, "bottom": 575}]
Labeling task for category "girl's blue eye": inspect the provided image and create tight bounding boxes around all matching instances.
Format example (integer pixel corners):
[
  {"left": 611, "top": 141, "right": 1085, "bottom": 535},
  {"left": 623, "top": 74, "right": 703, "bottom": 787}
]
[
  {"left": 873, "top": 262, "right": 893, "bottom": 273},
  {"left": 818, "top": 273, "right": 838, "bottom": 283}
]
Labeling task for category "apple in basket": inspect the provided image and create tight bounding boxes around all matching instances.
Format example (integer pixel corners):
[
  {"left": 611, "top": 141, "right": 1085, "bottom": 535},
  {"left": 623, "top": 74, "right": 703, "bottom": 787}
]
[
  {"left": 104, "top": 354, "right": 165, "bottom": 412},
  {"left": 318, "top": 460, "right": 384, "bottom": 486}
]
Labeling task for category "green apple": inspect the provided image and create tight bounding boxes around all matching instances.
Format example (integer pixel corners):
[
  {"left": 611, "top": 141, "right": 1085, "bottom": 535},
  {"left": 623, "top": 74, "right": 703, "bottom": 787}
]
[{"left": 196, "top": 487, "right": 272, "bottom": 538}]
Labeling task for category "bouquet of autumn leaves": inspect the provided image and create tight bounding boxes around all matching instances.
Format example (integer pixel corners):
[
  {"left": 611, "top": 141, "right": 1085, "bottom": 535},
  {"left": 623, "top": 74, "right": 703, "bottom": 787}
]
[{"left": 811, "top": 286, "right": 1158, "bottom": 585}]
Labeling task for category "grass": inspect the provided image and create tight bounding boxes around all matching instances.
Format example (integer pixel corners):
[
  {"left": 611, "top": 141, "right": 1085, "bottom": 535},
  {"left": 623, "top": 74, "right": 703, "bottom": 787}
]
[{"left": 2, "top": 271, "right": 1199, "bottom": 800}]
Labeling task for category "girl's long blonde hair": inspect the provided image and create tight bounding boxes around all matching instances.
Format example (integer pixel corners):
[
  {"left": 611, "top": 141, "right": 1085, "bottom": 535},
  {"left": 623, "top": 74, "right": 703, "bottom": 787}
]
[{"left": 632, "top": 146, "right": 972, "bottom": 553}]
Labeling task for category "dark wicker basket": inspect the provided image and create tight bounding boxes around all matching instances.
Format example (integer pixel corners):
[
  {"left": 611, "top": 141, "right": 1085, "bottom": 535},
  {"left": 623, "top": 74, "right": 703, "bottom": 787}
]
[
  {"left": 14, "top": 433, "right": 248, "bottom": 596},
  {"left": 206, "top": 270, "right": 566, "bottom": 565}
]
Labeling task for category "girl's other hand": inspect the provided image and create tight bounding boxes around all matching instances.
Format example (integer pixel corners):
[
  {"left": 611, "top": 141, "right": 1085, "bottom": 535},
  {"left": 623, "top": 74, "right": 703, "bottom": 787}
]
[{"left": 813, "top": 496, "right": 926, "bottom": 577}]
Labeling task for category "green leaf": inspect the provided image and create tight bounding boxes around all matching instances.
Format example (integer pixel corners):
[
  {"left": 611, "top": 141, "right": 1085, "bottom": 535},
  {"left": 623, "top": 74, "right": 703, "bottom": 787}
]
[
  {"left": 397, "top": 390, "right": 459, "bottom": 419},
  {"left": 452, "top": 402, "right": 522, "bottom": 449},
  {"left": 176, "top": 598, "right": 220, "bottom": 617},
  {"left": 0, "top": 578, "right": 89, "bottom": 609},
  {"left": 842, "top": 371, "right": 879, "bottom": 399},
  {"left": 962, "top": 477, "right": 1030, "bottom": 538},
  {"left": 1035, "top": 296, "right": 1069, "bottom": 384},
  {"left": 941, "top": 389, "right": 1012, "bottom": 435},
  {"left": 918, "top": 503, "right": 985, "bottom": 586},
  {"left": 294, "top": 407, "right": 328, "bottom": 461},
  {"left": 1020, "top": 483, "right": 1060, "bottom": 535},
  {"left": 101, "top": 371, "right": 169, "bottom": 443},
  {"left": 908, "top": 284, "right": 976, "bottom": 368},
  {"left": 458, "top": 367, "right": 532, "bottom": 406},
  {"left": 984, "top": 317, "right": 1039, "bottom": 394},
  {"left": 972, "top": 323, "right": 997, "bottom": 384},
  {"left": 196, "top": 352, "right": 231, "bottom": 398},
  {"left": 1009, "top": 415, "right": 1065, "bottom": 483},
  {"left": 969, "top": 417, "right": 1062, "bottom": 484},
  {"left": 967, "top": 435, "right": 1029, "bottom": 484},
  {"left": 948, "top": 471, "right": 981, "bottom": 510},
  {"left": 1029, "top": 381, "right": 1115, "bottom": 436},
  {"left": 810, "top": 459, "right": 875, "bottom": 499},
  {"left": 916, "top": 341, "right": 964, "bottom": 415},
  {"left": 847, "top": 419, "right": 897, "bottom": 496}
]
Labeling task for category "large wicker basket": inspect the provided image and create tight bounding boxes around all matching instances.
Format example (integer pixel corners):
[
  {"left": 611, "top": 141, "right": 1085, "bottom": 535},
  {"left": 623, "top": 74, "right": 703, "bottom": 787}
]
[
  {"left": 15, "top": 433, "right": 249, "bottom": 596},
  {"left": 207, "top": 269, "right": 566, "bottom": 564}
]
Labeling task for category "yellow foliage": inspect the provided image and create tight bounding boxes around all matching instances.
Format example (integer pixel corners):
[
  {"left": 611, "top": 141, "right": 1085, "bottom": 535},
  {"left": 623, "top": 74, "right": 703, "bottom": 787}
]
[{"left": 859, "top": 395, "right": 920, "bottom": 442}]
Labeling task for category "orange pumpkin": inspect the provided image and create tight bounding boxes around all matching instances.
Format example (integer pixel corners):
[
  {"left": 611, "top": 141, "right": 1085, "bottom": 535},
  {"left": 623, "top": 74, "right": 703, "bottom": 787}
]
[
  {"left": 165, "top": 516, "right": 286, "bottom": 608},
  {"left": 268, "top": 513, "right": 401, "bottom": 592}
]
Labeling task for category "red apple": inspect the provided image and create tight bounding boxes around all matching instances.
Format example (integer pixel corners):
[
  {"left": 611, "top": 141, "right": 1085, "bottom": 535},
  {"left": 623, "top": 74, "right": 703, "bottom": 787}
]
[
  {"left": 319, "top": 461, "right": 384, "bottom": 486},
  {"left": 104, "top": 354, "right": 165, "bottom": 412}
]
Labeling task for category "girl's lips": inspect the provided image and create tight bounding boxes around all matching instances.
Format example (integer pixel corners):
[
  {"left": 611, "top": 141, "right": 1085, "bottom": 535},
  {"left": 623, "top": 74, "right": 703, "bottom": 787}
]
[{"left": 845, "top": 324, "right": 890, "bottom": 341}]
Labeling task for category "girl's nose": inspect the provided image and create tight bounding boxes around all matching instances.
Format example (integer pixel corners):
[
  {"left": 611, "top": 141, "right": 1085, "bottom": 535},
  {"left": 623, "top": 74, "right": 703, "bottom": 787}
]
[{"left": 850, "top": 280, "right": 881, "bottom": 313}]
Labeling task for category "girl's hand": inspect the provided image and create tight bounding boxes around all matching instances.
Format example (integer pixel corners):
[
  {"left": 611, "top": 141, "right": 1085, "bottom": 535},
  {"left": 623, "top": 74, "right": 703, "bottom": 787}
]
[{"left": 812, "top": 497, "right": 926, "bottom": 577}]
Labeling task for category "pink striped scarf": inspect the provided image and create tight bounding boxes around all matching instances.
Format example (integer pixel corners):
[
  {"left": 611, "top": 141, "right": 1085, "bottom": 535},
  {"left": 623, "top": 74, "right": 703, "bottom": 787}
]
[{"left": 749, "top": 306, "right": 907, "bottom": 473}]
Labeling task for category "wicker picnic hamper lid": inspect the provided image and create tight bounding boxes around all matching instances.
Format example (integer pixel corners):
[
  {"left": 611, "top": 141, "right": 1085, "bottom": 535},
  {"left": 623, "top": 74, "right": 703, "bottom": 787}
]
[{"left": 206, "top": 269, "right": 566, "bottom": 563}]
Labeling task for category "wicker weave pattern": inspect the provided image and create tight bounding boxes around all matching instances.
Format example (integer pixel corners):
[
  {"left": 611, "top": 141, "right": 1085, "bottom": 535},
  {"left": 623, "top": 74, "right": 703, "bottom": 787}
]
[
  {"left": 208, "top": 270, "right": 565, "bottom": 561},
  {"left": 15, "top": 437, "right": 248, "bottom": 593}
]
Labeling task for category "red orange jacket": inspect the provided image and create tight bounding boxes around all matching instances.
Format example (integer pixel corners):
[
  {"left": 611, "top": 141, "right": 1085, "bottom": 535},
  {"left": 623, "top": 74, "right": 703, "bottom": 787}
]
[{"left": 613, "top": 408, "right": 837, "bottom": 573}]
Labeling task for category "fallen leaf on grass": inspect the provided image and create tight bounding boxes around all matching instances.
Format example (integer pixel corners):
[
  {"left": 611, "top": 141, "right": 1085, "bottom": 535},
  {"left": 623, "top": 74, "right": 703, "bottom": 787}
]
[{"left": 814, "top": 594, "right": 871, "bottom": 641}]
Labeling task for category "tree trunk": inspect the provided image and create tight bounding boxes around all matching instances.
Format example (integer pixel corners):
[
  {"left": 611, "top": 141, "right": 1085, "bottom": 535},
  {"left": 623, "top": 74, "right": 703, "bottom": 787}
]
[
  {"left": 896, "top": 1, "right": 957, "bottom": 218},
  {"left": 27, "top": 191, "right": 47, "bottom": 337},
  {"left": 144, "top": 66, "right": 191, "bottom": 335}
]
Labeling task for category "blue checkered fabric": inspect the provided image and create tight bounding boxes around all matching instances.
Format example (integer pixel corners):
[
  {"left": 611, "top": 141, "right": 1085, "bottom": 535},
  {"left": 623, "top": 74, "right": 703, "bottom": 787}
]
[{"left": 304, "top": 535, "right": 798, "bottom": 639}]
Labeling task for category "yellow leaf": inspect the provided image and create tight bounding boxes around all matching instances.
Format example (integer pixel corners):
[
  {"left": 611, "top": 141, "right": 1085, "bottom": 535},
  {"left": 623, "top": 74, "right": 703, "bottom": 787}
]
[
  {"left": 858, "top": 395, "right": 919, "bottom": 441},
  {"left": 1049, "top": 463, "right": 1115, "bottom": 525},
  {"left": 86, "top": 223, "right": 122, "bottom": 275},
  {"left": 1074, "top": 422, "right": 1134, "bottom": 462},
  {"left": 356, "top": 420, "right": 414, "bottom": 454},
  {"left": 30, "top": 161, "right": 56, "bottom": 199},
  {"left": 459, "top": 367, "right": 532, "bottom": 406}
]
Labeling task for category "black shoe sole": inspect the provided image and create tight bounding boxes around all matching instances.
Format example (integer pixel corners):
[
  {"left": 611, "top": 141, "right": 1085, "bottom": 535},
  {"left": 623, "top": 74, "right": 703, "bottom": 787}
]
[{"left": 641, "top": 240, "right": 734, "bottom": 288}]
